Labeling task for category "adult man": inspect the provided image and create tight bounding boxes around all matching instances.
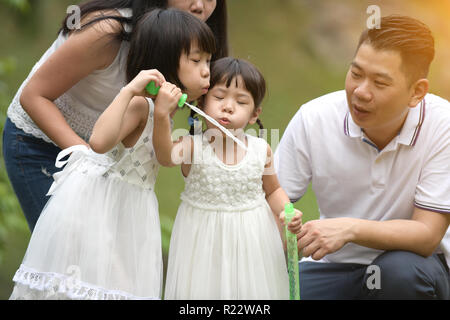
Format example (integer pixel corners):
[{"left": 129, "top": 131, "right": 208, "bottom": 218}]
[{"left": 274, "top": 15, "right": 450, "bottom": 299}]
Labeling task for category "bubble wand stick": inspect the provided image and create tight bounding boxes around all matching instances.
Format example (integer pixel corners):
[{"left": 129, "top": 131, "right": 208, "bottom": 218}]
[
  {"left": 146, "top": 81, "right": 248, "bottom": 151},
  {"left": 285, "top": 203, "right": 300, "bottom": 300}
]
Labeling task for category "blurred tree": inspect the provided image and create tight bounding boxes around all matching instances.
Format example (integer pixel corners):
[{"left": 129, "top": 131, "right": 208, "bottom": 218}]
[
  {"left": 0, "top": 0, "right": 30, "bottom": 265},
  {"left": 1, "top": 0, "right": 31, "bottom": 13}
]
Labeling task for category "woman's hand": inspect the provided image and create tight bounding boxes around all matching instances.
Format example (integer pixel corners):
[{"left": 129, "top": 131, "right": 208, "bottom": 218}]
[
  {"left": 123, "top": 69, "right": 166, "bottom": 97},
  {"left": 154, "top": 82, "right": 183, "bottom": 117}
]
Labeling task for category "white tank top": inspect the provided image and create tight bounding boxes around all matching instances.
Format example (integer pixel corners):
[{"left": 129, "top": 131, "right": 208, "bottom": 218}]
[{"left": 7, "top": 8, "right": 132, "bottom": 144}]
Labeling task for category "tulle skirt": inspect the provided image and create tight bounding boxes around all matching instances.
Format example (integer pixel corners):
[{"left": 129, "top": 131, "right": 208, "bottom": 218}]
[
  {"left": 10, "top": 171, "right": 163, "bottom": 300},
  {"left": 164, "top": 200, "right": 289, "bottom": 300}
]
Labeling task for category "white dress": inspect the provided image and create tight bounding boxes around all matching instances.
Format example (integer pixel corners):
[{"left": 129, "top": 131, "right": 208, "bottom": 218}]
[
  {"left": 10, "top": 99, "right": 162, "bottom": 300},
  {"left": 164, "top": 134, "right": 289, "bottom": 300}
]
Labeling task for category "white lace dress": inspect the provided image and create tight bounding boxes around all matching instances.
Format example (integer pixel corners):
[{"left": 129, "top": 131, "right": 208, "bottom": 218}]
[
  {"left": 164, "top": 134, "right": 289, "bottom": 300},
  {"left": 10, "top": 99, "right": 162, "bottom": 300}
]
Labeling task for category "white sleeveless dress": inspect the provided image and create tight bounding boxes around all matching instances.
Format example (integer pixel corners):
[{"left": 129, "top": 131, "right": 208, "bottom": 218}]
[
  {"left": 10, "top": 99, "right": 162, "bottom": 300},
  {"left": 164, "top": 134, "right": 289, "bottom": 300}
]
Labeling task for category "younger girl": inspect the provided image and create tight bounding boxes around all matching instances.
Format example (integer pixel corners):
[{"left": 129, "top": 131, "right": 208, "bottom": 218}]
[
  {"left": 154, "top": 57, "right": 302, "bottom": 299},
  {"left": 9, "top": 8, "right": 215, "bottom": 300}
]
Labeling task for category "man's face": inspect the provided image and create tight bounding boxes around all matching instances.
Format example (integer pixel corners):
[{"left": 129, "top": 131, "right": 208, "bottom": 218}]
[{"left": 345, "top": 43, "right": 415, "bottom": 137}]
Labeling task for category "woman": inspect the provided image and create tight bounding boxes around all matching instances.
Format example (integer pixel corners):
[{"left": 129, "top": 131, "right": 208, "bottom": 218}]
[{"left": 2, "top": 0, "right": 228, "bottom": 231}]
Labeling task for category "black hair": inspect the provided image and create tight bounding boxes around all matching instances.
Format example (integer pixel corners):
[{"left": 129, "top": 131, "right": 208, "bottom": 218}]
[
  {"left": 126, "top": 8, "right": 216, "bottom": 88},
  {"left": 357, "top": 15, "right": 435, "bottom": 83},
  {"left": 60, "top": 0, "right": 228, "bottom": 60},
  {"left": 192, "top": 57, "right": 266, "bottom": 135}
]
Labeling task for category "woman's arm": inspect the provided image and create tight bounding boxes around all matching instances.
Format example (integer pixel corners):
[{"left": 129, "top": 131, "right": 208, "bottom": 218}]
[{"left": 20, "top": 11, "right": 124, "bottom": 149}]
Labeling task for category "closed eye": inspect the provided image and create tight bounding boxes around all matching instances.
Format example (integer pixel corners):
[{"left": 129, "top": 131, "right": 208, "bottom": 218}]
[
  {"left": 351, "top": 71, "right": 362, "bottom": 78},
  {"left": 375, "top": 81, "right": 388, "bottom": 87}
]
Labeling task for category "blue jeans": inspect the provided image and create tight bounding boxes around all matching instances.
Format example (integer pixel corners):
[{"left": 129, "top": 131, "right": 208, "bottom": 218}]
[
  {"left": 2, "top": 117, "right": 61, "bottom": 231},
  {"left": 299, "top": 251, "right": 450, "bottom": 299}
]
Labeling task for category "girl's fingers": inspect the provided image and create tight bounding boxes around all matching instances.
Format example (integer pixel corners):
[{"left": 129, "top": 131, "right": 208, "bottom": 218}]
[{"left": 146, "top": 69, "right": 166, "bottom": 85}]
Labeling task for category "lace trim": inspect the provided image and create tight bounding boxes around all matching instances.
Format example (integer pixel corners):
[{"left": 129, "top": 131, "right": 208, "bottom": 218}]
[
  {"left": 6, "top": 84, "right": 57, "bottom": 144},
  {"left": 12, "top": 264, "right": 160, "bottom": 300}
]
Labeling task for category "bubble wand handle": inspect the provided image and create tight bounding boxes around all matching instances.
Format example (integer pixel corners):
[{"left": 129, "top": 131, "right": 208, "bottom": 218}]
[
  {"left": 146, "top": 81, "right": 188, "bottom": 107},
  {"left": 146, "top": 81, "right": 248, "bottom": 151},
  {"left": 285, "top": 203, "right": 300, "bottom": 300}
]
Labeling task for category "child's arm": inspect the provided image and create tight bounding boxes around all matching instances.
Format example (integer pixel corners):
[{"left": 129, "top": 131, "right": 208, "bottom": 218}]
[
  {"left": 89, "top": 70, "right": 165, "bottom": 153},
  {"left": 153, "top": 82, "right": 193, "bottom": 169},
  {"left": 262, "top": 144, "right": 302, "bottom": 239}
]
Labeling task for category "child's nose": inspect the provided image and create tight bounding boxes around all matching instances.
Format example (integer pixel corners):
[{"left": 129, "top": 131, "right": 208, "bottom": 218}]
[
  {"left": 223, "top": 103, "right": 233, "bottom": 114},
  {"left": 201, "top": 65, "right": 210, "bottom": 78}
]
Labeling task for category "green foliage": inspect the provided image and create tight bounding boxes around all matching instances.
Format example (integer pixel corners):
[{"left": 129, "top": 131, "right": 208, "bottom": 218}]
[
  {"left": 1, "top": 0, "right": 31, "bottom": 13},
  {"left": 0, "top": 57, "right": 28, "bottom": 266}
]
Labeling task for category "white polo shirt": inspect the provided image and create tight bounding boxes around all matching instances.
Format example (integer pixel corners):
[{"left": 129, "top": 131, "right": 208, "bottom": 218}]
[{"left": 274, "top": 90, "right": 450, "bottom": 266}]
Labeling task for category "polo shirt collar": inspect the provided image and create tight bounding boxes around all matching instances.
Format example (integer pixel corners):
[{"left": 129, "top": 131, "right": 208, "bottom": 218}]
[{"left": 343, "top": 99, "right": 426, "bottom": 147}]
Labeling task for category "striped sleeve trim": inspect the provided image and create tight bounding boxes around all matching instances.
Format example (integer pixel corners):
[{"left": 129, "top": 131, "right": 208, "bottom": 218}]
[{"left": 414, "top": 201, "right": 450, "bottom": 214}]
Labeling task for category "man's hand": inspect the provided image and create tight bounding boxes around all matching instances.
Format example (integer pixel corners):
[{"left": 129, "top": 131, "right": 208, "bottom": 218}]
[{"left": 298, "top": 217, "right": 355, "bottom": 260}]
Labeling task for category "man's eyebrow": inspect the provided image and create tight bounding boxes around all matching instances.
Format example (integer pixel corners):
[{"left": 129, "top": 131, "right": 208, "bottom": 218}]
[
  {"left": 351, "top": 61, "right": 363, "bottom": 70},
  {"left": 351, "top": 61, "right": 394, "bottom": 82}
]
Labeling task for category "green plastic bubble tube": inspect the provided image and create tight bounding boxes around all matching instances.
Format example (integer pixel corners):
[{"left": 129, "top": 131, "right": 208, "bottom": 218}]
[
  {"left": 285, "top": 203, "right": 300, "bottom": 300},
  {"left": 146, "top": 81, "right": 187, "bottom": 108}
]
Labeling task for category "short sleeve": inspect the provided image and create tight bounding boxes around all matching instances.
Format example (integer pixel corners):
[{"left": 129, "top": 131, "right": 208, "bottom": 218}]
[
  {"left": 415, "top": 123, "right": 450, "bottom": 213},
  {"left": 274, "top": 106, "right": 312, "bottom": 203}
]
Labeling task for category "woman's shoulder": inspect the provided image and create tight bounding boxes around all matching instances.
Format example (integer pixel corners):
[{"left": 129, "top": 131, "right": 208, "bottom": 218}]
[{"left": 72, "top": 9, "right": 126, "bottom": 38}]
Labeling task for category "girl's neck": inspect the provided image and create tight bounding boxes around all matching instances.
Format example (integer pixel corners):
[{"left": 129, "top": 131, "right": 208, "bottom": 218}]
[{"left": 206, "top": 131, "right": 248, "bottom": 166}]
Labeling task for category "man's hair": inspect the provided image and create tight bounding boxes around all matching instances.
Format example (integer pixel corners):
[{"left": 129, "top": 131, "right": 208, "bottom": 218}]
[{"left": 356, "top": 15, "right": 435, "bottom": 83}]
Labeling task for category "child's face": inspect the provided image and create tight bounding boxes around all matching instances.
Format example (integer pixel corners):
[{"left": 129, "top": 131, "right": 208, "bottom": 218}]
[
  {"left": 203, "top": 75, "right": 261, "bottom": 131},
  {"left": 178, "top": 42, "right": 211, "bottom": 101}
]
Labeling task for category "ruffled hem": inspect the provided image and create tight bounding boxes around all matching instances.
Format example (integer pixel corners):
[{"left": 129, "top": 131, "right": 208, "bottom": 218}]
[{"left": 11, "top": 264, "right": 160, "bottom": 300}]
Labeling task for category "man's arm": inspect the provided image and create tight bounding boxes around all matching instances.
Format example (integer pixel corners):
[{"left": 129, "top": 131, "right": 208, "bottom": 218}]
[{"left": 299, "top": 207, "right": 450, "bottom": 260}]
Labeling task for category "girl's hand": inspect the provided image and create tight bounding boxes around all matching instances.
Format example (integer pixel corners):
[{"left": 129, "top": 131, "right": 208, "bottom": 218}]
[
  {"left": 279, "top": 208, "right": 303, "bottom": 235},
  {"left": 124, "top": 69, "right": 166, "bottom": 97},
  {"left": 154, "top": 82, "right": 183, "bottom": 117}
]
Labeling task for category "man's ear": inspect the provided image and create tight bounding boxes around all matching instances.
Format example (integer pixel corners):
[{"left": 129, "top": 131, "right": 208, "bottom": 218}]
[
  {"left": 248, "top": 107, "right": 262, "bottom": 124},
  {"left": 408, "top": 78, "right": 429, "bottom": 108}
]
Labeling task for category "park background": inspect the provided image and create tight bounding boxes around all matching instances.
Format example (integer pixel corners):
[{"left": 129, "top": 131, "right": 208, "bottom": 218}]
[{"left": 0, "top": 0, "right": 449, "bottom": 299}]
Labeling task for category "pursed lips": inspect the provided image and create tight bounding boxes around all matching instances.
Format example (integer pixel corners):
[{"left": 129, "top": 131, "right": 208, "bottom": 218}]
[{"left": 219, "top": 117, "right": 231, "bottom": 125}]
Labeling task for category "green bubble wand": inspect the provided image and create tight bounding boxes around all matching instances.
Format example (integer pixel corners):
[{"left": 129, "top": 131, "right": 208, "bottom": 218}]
[
  {"left": 146, "top": 81, "right": 248, "bottom": 151},
  {"left": 285, "top": 203, "right": 300, "bottom": 300}
]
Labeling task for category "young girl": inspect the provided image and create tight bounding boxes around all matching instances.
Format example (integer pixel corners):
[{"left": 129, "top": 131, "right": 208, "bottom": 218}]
[
  {"left": 2, "top": 0, "right": 227, "bottom": 231},
  {"left": 9, "top": 8, "right": 215, "bottom": 300},
  {"left": 153, "top": 57, "right": 302, "bottom": 300}
]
